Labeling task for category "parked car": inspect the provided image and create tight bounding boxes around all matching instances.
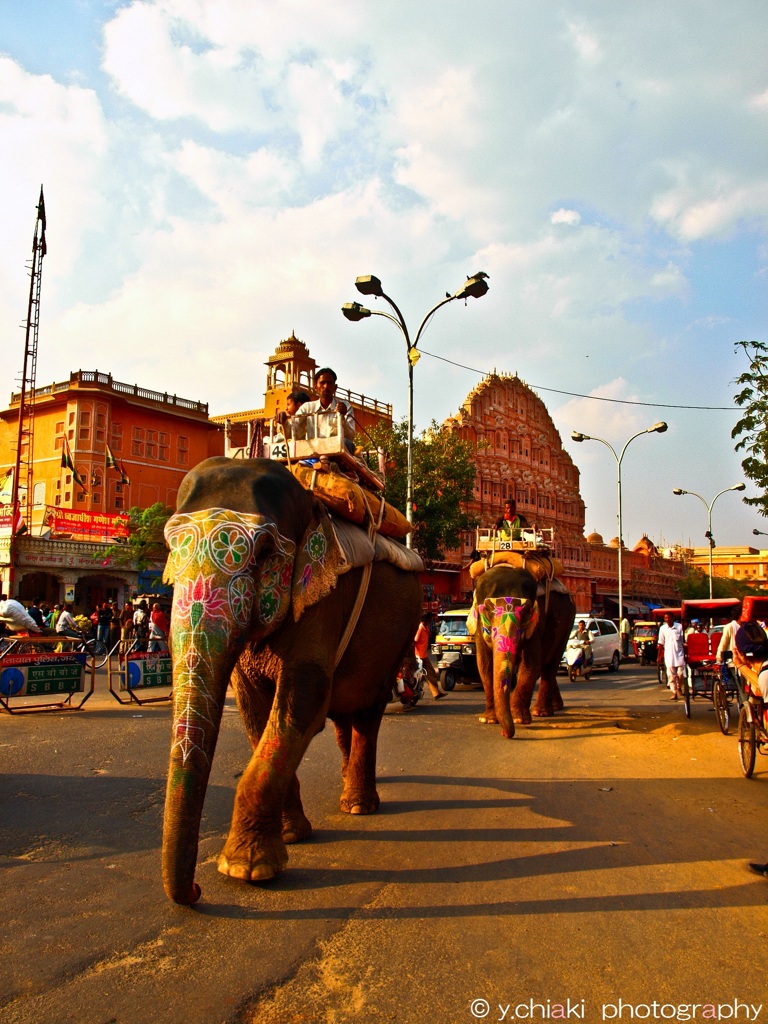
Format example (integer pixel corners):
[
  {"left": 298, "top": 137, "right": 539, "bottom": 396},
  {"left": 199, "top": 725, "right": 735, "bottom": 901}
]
[
  {"left": 430, "top": 608, "right": 480, "bottom": 691},
  {"left": 560, "top": 614, "right": 621, "bottom": 673}
]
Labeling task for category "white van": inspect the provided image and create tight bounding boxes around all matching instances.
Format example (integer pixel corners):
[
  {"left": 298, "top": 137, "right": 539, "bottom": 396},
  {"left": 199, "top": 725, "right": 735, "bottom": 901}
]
[{"left": 561, "top": 614, "right": 622, "bottom": 674}]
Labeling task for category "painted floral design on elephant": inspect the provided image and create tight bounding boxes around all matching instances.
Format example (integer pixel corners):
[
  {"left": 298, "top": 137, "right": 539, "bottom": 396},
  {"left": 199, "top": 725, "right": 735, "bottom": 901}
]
[{"left": 164, "top": 508, "right": 296, "bottom": 768}]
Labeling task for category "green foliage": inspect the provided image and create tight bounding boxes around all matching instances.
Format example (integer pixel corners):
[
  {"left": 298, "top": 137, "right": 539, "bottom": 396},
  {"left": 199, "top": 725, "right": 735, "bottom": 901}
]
[
  {"left": 679, "top": 567, "right": 764, "bottom": 601},
  {"left": 360, "top": 418, "right": 478, "bottom": 562},
  {"left": 99, "top": 502, "right": 173, "bottom": 573},
  {"left": 733, "top": 340, "right": 768, "bottom": 515}
]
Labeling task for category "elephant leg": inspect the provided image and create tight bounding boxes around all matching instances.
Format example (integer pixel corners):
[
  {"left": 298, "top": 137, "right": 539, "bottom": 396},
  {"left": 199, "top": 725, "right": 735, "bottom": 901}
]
[
  {"left": 475, "top": 638, "right": 498, "bottom": 724},
  {"left": 218, "top": 663, "right": 330, "bottom": 883},
  {"left": 334, "top": 718, "right": 351, "bottom": 777},
  {"left": 232, "top": 665, "right": 311, "bottom": 845},
  {"left": 282, "top": 775, "right": 312, "bottom": 844},
  {"left": 536, "top": 670, "right": 564, "bottom": 715},
  {"left": 511, "top": 646, "right": 538, "bottom": 724},
  {"left": 333, "top": 707, "right": 383, "bottom": 814}
]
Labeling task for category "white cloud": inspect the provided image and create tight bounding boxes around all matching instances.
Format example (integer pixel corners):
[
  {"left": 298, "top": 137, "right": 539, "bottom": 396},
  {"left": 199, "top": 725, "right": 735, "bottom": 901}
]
[
  {"left": 551, "top": 209, "right": 581, "bottom": 226},
  {"left": 1, "top": 0, "right": 767, "bottom": 550}
]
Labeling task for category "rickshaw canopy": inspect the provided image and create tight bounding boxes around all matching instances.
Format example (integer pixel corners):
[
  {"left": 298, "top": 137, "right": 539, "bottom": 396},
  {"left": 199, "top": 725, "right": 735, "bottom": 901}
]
[
  {"left": 740, "top": 596, "right": 768, "bottom": 622},
  {"left": 650, "top": 606, "right": 682, "bottom": 621},
  {"left": 681, "top": 598, "right": 741, "bottom": 624}
]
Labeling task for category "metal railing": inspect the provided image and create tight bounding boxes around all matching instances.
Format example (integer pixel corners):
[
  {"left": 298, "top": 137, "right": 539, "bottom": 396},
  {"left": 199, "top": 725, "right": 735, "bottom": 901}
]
[{"left": 9, "top": 370, "right": 208, "bottom": 415}]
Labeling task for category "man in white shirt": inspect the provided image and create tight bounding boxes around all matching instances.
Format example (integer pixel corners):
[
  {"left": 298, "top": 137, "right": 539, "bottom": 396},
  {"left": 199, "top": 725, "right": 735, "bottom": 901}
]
[
  {"left": 619, "top": 616, "right": 630, "bottom": 659},
  {"left": 0, "top": 594, "right": 42, "bottom": 633},
  {"left": 658, "top": 612, "right": 686, "bottom": 699},
  {"left": 716, "top": 610, "right": 740, "bottom": 663},
  {"left": 55, "top": 603, "right": 79, "bottom": 638},
  {"left": 286, "top": 367, "right": 356, "bottom": 448}
]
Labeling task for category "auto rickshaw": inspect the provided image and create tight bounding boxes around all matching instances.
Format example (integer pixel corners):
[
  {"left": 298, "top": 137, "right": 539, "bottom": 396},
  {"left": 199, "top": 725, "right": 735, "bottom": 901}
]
[{"left": 631, "top": 621, "right": 658, "bottom": 665}]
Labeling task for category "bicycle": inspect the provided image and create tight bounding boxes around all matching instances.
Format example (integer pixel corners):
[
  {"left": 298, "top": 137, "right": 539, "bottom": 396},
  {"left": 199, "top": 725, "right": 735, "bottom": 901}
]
[{"left": 56, "top": 629, "right": 111, "bottom": 669}]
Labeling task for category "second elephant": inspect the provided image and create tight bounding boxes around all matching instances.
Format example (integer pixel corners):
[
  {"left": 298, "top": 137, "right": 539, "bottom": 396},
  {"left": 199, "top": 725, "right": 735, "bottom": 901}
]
[{"left": 469, "top": 564, "right": 576, "bottom": 737}]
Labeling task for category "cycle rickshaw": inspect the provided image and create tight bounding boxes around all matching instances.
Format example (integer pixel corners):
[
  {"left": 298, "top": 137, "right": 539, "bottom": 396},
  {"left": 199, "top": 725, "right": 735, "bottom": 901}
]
[{"left": 679, "top": 598, "right": 742, "bottom": 726}]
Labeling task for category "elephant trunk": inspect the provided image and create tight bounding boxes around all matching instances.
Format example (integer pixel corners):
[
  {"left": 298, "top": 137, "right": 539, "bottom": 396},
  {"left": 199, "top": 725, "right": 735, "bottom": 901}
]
[
  {"left": 162, "top": 658, "right": 230, "bottom": 905},
  {"left": 162, "top": 583, "right": 240, "bottom": 904},
  {"left": 483, "top": 595, "right": 538, "bottom": 739},
  {"left": 161, "top": 509, "right": 289, "bottom": 904},
  {"left": 492, "top": 644, "right": 518, "bottom": 738}
]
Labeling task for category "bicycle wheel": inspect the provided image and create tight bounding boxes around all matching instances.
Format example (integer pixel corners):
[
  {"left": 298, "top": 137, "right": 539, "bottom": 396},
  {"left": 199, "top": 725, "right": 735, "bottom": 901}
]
[
  {"left": 83, "top": 639, "right": 110, "bottom": 669},
  {"left": 17, "top": 641, "right": 47, "bottom": 654},
  {"left": 682, "top": 675, "right": 691, "bottom": 718},
  {"left": 712, "top": 677, "right": 730, "bottom": 735},
  {"left": 738, "top": 707, "right": 757, "bottom": 778},
  {"left": 657, "top": 663, "right": 666, "bottom": 685}
]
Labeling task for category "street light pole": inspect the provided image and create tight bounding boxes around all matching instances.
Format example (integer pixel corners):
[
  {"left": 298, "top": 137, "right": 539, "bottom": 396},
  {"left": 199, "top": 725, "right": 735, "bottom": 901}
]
[
  {"left": 572, "top": 422, "right": 668, "bottom": 624},
  {"left": 342, "top": 272, "right": 489, "bottom": 549},
  {"left": 673, "top": 484, "right": 746, "bottom": 598}
]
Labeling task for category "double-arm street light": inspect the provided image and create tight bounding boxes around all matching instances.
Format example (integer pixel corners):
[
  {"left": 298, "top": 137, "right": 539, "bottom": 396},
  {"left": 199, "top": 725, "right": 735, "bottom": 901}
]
[
  {"left": 342, "top": 272, "right": 489, "bottom": 548},
  {"left": 572, "top": 422, "right": 668, "bottom": 623},
  {"left": 673, "top": 484, "right": 746, "bottom": 598}
]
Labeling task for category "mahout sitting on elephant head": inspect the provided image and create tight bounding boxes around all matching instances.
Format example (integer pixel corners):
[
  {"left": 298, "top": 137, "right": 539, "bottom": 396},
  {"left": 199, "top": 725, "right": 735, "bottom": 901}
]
[
  {"left": 469, "top": 563, "right": 575, "bottom": 737},
  {"left": 161, "top": 457, "right": 422, "bottom": 905}
]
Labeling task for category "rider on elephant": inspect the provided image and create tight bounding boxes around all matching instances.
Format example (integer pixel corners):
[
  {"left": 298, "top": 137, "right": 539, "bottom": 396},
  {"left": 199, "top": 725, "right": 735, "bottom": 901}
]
[{"left": 495, "top": 497, "right": 528, "bottom": 541}]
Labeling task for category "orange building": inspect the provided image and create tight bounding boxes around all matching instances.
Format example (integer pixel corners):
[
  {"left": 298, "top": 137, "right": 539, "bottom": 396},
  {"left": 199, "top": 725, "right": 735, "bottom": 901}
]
[
  {"left": 439, "top": 373, "right": 592, "bottom": 609},
  {"left": 0, "top": 370, "right": 222, "bottom": 605},
  {"left": 212, "top": 333, "right": 392, "bottom": 455},
  {"left": 585, "top": 532, "right": 685, "bottom": 616},
  {"left": 430, "top": 372, "right": 684, "bottom": 614}
]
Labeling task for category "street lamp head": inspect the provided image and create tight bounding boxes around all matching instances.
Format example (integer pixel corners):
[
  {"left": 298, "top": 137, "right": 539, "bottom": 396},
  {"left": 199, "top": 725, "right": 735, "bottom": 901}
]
[
  {"left": 354, "top": 275, "right": 383, "bottom": 297},
  {"left": 732, "top": 483, "right": 746, "bottom": 492},
  {"left": 454, "top": 272, "right": 490, "bottom": 300},
  {"left": 341, "top": 301, "right": 371, "bottom": 322},
  {"left": 571, "top": 431, "right": 588, "bottom": 442},
  {"left": 754, "top": 528, "right": 765, "bottom": 536},
  {"left": 649, "top": 421, "right": 668, "bottom": 433},
  {"left": 672, "top": 488, "right": 685, "bottom": 496}
]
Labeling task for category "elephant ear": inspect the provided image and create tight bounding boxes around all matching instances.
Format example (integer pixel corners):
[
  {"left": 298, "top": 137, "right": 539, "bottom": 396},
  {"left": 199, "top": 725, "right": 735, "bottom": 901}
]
[{"left": 292, "top": 499, "right": 344, "bottom": 621}]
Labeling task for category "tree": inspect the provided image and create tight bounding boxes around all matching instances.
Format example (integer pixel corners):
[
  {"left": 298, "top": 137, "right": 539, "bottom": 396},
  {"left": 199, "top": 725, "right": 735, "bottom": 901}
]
[
  {"left": 733, "top": 339, "right": 768, "bottom": 515},
  {"left": 360, "top": 418, "right": 478, "bottom": 563},
  {"left": 99, "top": 502, "right": 174, "bottom": 576},
  {"left": 678, "top": 566, "right": 764, "bottom": 601}
]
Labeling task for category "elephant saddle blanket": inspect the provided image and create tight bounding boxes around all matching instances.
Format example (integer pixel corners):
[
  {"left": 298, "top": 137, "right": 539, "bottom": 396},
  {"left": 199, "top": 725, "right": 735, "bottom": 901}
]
[
  {"left": 329, "top": 514, "right": 424, "bottom": 574},
  {"left": 290, "top": 462, "right": 412, "bottom": 540},
  {"left": 469, "top": 550, "right": 563, "bottom": 582}
]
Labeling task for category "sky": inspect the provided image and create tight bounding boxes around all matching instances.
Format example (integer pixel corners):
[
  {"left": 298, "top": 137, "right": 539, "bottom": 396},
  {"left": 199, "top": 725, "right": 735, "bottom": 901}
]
[{"left": 1, "top": 0, "right": 767, "bottom": 550}]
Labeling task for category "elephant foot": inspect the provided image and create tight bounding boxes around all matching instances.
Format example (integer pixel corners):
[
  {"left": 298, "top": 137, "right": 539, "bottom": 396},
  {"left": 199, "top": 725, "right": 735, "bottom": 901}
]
[
  {"left": 218, "top": 831, "right": 288, "bottom": 883},
  {"left": 512, "top": 708, "right": 532, "bottom": 725},
  {"left": 282, "top": 809, "right": 312, "bottom": 845},
  {"left": 479, "top": 713, "right": 498, "bottom": 725},
  {"left": 531, "top": 706, "right": 553, "bottom": 718},
  {"left": 340, "top": 786, "right": 380, "bottom": 815},
  {"left": 500, "top": 721, "right": 516, "bottom": 739}
]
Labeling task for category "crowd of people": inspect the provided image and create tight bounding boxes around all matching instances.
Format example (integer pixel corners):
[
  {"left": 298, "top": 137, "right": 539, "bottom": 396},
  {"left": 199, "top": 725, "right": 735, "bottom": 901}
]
[{"left": 0, "top": 594, "right": 171, "bottom": 654}]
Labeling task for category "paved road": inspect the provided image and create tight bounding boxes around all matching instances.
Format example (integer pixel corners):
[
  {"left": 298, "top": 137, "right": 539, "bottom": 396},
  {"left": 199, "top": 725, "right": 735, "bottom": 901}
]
[{"left": 1, "top": 662, "right": 767, "bottom": 1024}]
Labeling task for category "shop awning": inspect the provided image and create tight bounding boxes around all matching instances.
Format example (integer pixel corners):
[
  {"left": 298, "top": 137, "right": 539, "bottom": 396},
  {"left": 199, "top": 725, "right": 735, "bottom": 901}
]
[{"left": 603, "top": 595, "right": 649, "bottom": 616}]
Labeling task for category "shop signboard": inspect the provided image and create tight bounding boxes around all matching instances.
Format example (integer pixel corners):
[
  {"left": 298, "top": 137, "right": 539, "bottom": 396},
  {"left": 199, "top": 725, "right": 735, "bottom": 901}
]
[
  {"left": 122, "top": 651, "right": 172, "bottom": 690},
  {"left": 0, "top": 651, "right": 85, "bottom": 697}
]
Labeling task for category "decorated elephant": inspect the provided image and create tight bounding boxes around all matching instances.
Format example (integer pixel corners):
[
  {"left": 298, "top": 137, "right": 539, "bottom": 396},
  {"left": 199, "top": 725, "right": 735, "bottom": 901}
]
[
  {"left": 161, "top": 457, "right": 422, "bottom": 905},
  {"left": 469, "top": 563, "right": 576, "bottom": 738}
]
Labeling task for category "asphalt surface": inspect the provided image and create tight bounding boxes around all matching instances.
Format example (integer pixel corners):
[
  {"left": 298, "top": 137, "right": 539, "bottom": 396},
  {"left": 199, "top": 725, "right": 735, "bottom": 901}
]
[{"left": 1, "top": 662, "right": 767, "bottom": 1024}]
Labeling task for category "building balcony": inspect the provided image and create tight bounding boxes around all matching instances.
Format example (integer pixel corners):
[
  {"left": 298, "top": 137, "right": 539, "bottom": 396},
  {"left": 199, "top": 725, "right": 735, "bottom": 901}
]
[{"left": 8, "top": 370, "right": 209, "bottom": 418}]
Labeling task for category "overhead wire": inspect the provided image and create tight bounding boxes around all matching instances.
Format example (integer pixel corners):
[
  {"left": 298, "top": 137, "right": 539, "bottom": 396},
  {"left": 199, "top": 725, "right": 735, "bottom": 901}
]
[{"left": 418, "top": 347, "right": 738, "bottom": 411}]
